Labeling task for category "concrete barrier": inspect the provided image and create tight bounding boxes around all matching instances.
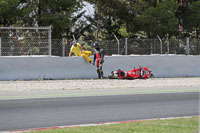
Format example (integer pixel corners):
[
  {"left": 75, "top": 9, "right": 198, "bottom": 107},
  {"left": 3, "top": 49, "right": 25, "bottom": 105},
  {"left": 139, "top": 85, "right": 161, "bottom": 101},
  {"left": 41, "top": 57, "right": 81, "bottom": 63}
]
[
  {"left": 104, "top": 55, "right": 200, "bottom": 78},
  {"left": 0, "top": 55, "right": 199, "bottom": 80}
]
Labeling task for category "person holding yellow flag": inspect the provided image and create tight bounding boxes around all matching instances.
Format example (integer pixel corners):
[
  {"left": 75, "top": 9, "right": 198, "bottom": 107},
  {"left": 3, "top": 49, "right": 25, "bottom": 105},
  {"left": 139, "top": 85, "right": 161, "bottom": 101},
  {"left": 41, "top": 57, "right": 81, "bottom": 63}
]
[{"left": 69, "top": 41, "right": 92, "bottom": 63}]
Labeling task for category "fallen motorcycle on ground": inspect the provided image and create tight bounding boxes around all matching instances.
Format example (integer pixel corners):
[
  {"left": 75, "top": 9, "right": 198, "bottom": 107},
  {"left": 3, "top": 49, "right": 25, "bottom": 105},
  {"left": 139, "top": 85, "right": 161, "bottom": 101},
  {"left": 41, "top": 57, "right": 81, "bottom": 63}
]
[{"left": 108, "top": 66, "right": 153, "bottom": 79}]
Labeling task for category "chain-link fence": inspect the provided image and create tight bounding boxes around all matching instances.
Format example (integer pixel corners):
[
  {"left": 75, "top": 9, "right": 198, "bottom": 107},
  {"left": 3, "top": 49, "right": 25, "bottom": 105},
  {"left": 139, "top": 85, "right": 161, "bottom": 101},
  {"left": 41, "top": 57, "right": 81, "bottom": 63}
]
[
  {"left": 81, "top": 38, "right": 200, "bottom": 55},
  {"left": 52, "top": 39, "right": 71, "bottom": 57},
  {"left": 0, "top": 27, "right": 199, "bottom": 56},
  {"left": 0, "top": 27, "right": 51, "bottom": 56},
  {"left": 189, "top": 39, "right": 200, "bottom": 55},
  {"left": 52, "top": 39, "right": 63, "bottom": 57}
]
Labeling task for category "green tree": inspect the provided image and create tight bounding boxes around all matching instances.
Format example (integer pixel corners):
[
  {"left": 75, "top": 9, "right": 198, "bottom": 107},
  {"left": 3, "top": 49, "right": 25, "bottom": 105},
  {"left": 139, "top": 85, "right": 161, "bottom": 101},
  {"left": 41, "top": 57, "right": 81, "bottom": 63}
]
[
  {"left": 0, "top": 0, "right": 84, "bottom": 38},
  {"left": 183, "top": 1, "right": 200, "bottom": 38},
  {"left": 140, "top": 0, "right": 178, "bottom": 38},
  {"left": 27, "top": 0, "right": 83, "bottom": 38},
  {"left": 0, "top": 0, "right": 21, "bottom": 26},
  {"left": 84, "top": 0, "right": 133, "bottom": 40},
  {"left": 1, "top": 0, "right": 199, "bottom": 40}
]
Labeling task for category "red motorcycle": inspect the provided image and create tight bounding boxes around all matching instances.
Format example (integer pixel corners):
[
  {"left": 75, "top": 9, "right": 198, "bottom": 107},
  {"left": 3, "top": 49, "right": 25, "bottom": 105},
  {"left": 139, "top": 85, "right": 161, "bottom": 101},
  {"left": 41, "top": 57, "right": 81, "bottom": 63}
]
[{"left": 108, "top": 66, "right": 153, "bottom": 79}]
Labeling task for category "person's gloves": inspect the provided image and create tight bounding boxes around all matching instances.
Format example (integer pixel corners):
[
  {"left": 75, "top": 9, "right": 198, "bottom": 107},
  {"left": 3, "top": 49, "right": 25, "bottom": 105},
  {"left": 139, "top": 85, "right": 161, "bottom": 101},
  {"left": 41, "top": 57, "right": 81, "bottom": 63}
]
[{"left": 100, "top": 59, "right": 104, "bottom": 64}]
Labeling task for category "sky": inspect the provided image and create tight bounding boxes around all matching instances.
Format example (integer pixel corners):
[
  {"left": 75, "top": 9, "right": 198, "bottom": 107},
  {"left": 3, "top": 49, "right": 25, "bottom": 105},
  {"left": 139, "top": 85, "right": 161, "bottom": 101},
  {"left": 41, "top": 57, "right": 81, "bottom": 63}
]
[{"left": 83, "top": 2, "right": 94, "bottom": 16}]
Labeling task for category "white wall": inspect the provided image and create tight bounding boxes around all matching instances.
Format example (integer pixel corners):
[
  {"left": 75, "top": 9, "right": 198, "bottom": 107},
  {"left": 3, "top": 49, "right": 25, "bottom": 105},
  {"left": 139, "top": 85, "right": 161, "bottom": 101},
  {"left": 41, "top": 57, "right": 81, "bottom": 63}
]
[
  {"left": 104, "top": 55, "right": 200, "bottom": 78},
  {"left": 0, "top": 55, "right": 199, "bottom": 80}
]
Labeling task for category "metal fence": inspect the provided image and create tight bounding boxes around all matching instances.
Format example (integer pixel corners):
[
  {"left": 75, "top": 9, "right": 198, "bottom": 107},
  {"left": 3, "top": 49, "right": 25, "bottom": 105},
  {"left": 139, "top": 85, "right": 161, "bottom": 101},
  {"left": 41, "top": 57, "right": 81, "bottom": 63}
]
[
  {"left": 0, "top": 27, "right": 51, "bottom": 56},
  {"left": 0, "top": 27, "right": 199, "bottom": 56},
  {"left": 84, "top": 38, "right": 200, "bottom": 55}
]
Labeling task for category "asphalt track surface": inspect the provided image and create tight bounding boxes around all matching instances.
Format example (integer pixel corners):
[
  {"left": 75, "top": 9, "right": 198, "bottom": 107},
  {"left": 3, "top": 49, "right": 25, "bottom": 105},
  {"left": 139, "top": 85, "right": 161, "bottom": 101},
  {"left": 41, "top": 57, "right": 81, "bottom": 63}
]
[{"left": 0, "top": 92, "right": 199, "bottom": 132}]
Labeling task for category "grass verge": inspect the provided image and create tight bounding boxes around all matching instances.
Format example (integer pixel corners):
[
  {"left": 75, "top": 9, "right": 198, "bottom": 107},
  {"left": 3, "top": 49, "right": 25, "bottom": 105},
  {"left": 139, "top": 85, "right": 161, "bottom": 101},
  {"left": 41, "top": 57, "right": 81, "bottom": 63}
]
[{"left": 27, "top": 117, "right": 199, "bottom": 133}]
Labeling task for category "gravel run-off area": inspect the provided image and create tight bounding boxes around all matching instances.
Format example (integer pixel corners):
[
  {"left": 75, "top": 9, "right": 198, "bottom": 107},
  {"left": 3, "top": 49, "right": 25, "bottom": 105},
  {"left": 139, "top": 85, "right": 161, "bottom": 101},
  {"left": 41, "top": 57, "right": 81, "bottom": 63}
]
[{"left": 0, "top": 78, "right": 199, "bottom": 92}]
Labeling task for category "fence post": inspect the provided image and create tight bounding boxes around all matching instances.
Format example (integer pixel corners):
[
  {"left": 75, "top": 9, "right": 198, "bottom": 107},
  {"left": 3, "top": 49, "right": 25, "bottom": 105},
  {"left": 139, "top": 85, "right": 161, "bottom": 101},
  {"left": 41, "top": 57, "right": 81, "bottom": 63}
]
[
  {"left": 0, "top": 38, "right": 1, "bottom": 56},
  {"left": 114, "top": 35, "right": 120, "bottom": 54},
  {"left": 186, "top": 38, "right": 190, "bottom": 55},
  {"left": 62, "top": 38, "right": 65, "bottom": 57},
  {"left": 157, "top": 35, "right": 162, "bottom": 54},
  {"left": 48, "top": 26, "right": 52, "bottom": 56},
  {"left": 125, "top": 38, "right": 128, "bottom": 55},
  {"left": 166, "top": 34, "right": 170, "bottom": 54}
]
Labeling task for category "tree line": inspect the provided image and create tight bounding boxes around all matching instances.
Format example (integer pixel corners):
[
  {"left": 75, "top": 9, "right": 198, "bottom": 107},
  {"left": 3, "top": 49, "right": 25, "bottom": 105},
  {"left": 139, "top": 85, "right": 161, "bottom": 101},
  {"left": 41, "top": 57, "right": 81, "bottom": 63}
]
[{"left": 0, "top": 0, "right": 199, "bottom": 41}]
